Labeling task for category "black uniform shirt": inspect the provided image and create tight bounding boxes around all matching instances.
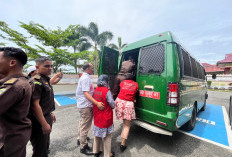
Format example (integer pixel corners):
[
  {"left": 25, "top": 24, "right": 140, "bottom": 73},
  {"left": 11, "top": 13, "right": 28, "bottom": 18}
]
[
  {"left": 0, "top": 74, "right": 32, "bottom": 146},
  {"left": 29, "top": 74, "right": 55, "bottom": 117}
]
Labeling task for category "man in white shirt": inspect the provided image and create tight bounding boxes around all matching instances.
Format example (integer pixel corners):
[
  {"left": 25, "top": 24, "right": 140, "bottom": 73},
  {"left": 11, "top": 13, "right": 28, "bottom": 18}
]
[{"left": 76, "top": 63, "right": 104, "bottom": 155}]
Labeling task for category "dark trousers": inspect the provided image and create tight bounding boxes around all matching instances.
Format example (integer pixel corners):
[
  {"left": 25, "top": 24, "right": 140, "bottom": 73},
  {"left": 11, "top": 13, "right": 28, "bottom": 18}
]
[
  {"left": 0, "top": 129, "right": 31, "bottom": 157},
  {"left": 30, "top": 115, "right": 52, "bottom": 157}
]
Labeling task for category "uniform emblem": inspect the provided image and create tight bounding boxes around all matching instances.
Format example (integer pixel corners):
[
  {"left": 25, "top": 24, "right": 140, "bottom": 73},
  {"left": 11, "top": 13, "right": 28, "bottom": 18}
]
[
  {"left": 4, "top": 78, "right": 17, "bottom": 85},
  {"left": 34, "top": 75, "right": 41, "bottom": 80},
  {"left": 0, "top": 88, "right": 6, "bottom": 95}
]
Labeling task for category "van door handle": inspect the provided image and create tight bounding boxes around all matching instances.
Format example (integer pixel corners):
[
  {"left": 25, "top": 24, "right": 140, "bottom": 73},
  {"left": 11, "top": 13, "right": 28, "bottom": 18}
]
[{"left": 144, "top": 85, "right": 154, "bottom": 90}]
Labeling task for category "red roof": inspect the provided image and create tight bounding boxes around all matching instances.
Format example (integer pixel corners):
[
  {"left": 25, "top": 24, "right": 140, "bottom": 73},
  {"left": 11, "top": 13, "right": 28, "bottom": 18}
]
[
  {"left": 202, "top": 63, "right": 224, "bottom": 72},
  {"left": 204, "top": 66, "right": 224, "bottom": 73},
  {"left": 217, "top": 54, "right": 232, "bottom": 64},
  {"left": 202, "top": 63, "right": 213, "bottom": 68}
]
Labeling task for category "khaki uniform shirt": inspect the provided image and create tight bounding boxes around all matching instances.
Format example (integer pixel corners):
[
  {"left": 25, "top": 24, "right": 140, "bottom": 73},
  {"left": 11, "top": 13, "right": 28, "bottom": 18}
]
[
  {"left": 0, "top": 74, "right": 32, "bottom": 148},
  {"left": 29, "top": 74, "right": 55, "bottom": 117}
]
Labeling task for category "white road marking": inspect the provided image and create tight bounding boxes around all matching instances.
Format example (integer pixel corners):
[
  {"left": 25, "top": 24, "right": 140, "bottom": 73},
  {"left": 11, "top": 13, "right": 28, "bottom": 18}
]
[
  {"left": 178, "top": 130, "right": 232, "bottom": 151},
  {"left": 178, "top": 105, "right": 232, "bottom": 151},
  {"left": 222, "top": 106, "right": 232, "bottom": 148},
  {"left": 54, "top": 98, "right": 61, "bottom": 106}
]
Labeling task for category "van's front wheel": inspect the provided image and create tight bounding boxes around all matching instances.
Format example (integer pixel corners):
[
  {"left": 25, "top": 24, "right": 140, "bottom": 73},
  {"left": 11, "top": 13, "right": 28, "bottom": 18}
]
[{"left": 183, "top": 105, "right": 197, "bottom": 131}]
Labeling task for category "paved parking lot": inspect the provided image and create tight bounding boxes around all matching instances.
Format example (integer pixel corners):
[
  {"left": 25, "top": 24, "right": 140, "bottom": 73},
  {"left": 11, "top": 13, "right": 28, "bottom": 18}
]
[{"left": 26, "top": 86, "right": 232, "bottom": 157}]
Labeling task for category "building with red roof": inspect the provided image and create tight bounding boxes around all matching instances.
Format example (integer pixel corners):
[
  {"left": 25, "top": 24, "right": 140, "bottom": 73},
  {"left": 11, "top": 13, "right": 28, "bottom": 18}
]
[
  {"left": 202, "top": 63, "right": 224, "bottom": 74},
  {"left": 216, "top": 54, "right": 232, "bottom": 74}
]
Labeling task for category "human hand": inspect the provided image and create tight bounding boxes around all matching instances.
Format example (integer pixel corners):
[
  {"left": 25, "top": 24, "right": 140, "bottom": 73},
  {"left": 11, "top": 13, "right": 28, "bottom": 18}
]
[
  {"left": 42, "top": 123, "right": 51, "bottom": 134},
  {"left": 51, "top": 112, "right": 56, "bottom": 123},
  {"left": 97, "top": 102, "right": 105, "bottom": 110}
]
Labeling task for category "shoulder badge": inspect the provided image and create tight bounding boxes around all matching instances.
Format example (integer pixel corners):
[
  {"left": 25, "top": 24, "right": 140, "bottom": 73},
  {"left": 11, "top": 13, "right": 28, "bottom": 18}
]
[
  {"left": 34, "top": 75, "right": 41, "bottom": 80},
  {"left": 34, "top": 81, "right": 42, "bottom": 85},
  {"left": 0, "top": 88, "right": 7, "bottom": 95},
  {"left": 3, "top": 78, "right": 18, "bottom": 85}
]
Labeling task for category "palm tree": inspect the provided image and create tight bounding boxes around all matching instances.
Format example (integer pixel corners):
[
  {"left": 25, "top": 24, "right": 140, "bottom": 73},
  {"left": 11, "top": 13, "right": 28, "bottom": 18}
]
[
  {"left": 64, "top": 25, "right": 91, "bottom": 74},
  {"left": 78, "top": 22, "right": 113, "bottom": 74},
  {"left": 108, "top": 37, "right": 127, "bottom": 54}
]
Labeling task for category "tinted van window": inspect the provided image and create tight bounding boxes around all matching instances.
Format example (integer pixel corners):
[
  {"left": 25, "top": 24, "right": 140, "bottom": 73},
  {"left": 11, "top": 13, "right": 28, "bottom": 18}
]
[
  {"left": 139, "top": 44, "right": 165, "bottom": 74},
  {"left": 181, "top": 49, "right": 192, "bottom": 77},
  {"left": 190, "top": 56, "right": 198, "bottom": 78}
]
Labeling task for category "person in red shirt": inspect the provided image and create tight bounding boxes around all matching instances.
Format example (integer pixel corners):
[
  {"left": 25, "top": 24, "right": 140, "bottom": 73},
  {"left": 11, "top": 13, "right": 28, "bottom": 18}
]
[
  {"left": 93, "top": 75, "right": 115, "bottom": 157},
  {"left": 115, "top": 73, "right": 138, "bottom": 152}
]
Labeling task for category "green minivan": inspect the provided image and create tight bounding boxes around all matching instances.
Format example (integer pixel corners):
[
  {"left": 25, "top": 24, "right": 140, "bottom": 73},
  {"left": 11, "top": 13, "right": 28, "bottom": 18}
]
[{"left": 99, "top": 31, "right": 207, "bottom": 135}]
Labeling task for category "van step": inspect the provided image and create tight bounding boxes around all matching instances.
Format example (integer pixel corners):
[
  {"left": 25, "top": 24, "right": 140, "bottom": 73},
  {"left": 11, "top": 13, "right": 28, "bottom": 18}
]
[{"left": 133, "top": 119, "right": 173, "bottom": 136}]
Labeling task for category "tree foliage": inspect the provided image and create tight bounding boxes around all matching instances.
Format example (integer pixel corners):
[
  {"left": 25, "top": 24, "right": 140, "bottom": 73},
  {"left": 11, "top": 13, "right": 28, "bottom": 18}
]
[
  {"left": 0, "top": 21, "right": 40, "bottom": 59},
  {"left": 78, "top": 22, "right": 113, "bottom": 74},
  {"left": 108, "top": 37, "right": 127, "bottom": 54}
]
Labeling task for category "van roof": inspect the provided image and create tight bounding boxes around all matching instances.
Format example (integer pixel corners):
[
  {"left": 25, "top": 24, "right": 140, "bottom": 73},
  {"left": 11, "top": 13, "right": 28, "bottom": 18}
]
[{"left": 122, "top": 31, "right": 179, "bottom": 53}]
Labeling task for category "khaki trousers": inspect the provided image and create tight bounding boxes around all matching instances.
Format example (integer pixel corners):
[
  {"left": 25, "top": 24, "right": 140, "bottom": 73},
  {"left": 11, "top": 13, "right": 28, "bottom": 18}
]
[
  {"left": 77, "top": 107, "right": 93, "bottom": 148},
  {"left": 93, "top": 134, "right": 112, "bottom": 157},
  {"left": 121, "top": 119, "right": 131, "bottom": 140}
]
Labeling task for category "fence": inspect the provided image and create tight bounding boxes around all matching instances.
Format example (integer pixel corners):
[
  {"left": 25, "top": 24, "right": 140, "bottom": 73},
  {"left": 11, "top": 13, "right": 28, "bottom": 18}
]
[{"left": 55, "top": 74, "right": 98, "bottom": 84}]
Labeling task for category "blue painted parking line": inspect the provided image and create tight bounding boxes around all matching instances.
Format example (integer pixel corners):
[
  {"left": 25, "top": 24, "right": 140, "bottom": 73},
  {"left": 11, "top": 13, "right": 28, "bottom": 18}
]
[
  {"left": 54, "top": 95, "right": 76, "bottom": 106},
  {"left": 179, "top": 104, "right": 232, "bottom": 150}
]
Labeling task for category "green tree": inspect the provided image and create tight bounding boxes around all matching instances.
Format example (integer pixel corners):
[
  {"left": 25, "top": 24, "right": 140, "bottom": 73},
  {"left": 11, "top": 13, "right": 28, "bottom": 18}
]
[
  {"left": 0, "top": 21, "right": 40, "bottom": 59},
  {"left": 79, "top": 22, "right": 113, "bottom": 74},
  {"left": 64, "top": 27, "right": 91, "bottom": 74},
  {"left": 20, "top": 21, "right": 77, "bottom": 72},
  {"left": 108, "top": 37, "right": 127, "bottom": 54}
]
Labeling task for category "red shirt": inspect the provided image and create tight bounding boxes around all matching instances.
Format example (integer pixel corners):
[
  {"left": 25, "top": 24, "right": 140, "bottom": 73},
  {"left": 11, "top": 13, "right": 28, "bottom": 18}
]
[
  {"left": 118, "top": 80, "right": 138, "bottom": 101},
  {"left": 93, "top": 87, "right": 113, "bottom": 128}
]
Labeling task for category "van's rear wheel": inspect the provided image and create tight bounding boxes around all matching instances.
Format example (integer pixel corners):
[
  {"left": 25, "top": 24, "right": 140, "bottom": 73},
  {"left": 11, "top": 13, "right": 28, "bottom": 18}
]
[
  {"left": 183, "top": 105, "right": 197, "bottom": 131},
  {"left": 201, "top": 99, "right": 206, "bottom": 111},
  {"left": 201, "top": 94, "right": 207, "bottom": 111}
]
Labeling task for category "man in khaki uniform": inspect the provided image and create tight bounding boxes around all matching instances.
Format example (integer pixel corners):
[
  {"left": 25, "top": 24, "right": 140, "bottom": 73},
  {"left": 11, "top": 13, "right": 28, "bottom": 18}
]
[
  {"left": 0, "top": 47, "right": 32, "bottom": 157},
  {"left": 29, "top": 56, "right": 60, "bottom": 157}
]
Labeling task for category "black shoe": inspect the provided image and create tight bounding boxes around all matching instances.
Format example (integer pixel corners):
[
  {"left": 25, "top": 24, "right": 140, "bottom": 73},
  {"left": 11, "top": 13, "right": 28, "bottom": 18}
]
[
  {"left": 94, "top": 151, "right": 102, "bottom": 157},
  {"left": 47, "top": 149, "right": 50, "bottom": 154},
  {"left": 77, "top": 137, "right": 90, "bottom": 146},
  {"left": 120, "top": 145, "right": 127, "bottom": 152},
  {"left": 80, "top": 144, "right": 93, "bottom": 156}
]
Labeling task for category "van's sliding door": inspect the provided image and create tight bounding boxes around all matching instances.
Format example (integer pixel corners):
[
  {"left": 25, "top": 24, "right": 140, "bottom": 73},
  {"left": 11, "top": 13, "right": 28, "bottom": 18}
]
[{"left": 136, "top": 43, "right": 167, "bottom": 123}]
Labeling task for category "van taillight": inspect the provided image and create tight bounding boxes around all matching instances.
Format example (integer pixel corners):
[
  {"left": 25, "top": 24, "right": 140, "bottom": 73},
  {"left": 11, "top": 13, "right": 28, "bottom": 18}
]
[{"left": 167, "top": 83, "right": 179, "bottom": 106}]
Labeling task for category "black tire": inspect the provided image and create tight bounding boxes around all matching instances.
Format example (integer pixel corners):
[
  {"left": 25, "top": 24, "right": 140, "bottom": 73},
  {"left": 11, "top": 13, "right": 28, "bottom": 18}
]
[
  {"left": 183, "top": 105, "right": 197, "bottom": 131},
  {"left": 201, "top": 99, "right": 206, "bottom": 111}
]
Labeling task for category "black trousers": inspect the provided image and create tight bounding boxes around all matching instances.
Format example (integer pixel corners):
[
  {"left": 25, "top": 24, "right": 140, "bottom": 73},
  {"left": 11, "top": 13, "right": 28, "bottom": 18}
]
[{"left": 30, "top": 115, "right": 53, "bottom": 157}]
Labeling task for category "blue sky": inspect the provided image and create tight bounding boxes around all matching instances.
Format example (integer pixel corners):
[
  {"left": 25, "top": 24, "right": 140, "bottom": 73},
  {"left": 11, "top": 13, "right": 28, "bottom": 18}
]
[{"left": 1, "top": 0, "right": 232, "bottom": 65}]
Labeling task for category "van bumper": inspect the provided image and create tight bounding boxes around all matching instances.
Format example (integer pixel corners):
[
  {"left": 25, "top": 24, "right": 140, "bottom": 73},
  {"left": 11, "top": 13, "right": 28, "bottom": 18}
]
[{"left": 133, "top": 119, "right": 173, "bottom": 136}]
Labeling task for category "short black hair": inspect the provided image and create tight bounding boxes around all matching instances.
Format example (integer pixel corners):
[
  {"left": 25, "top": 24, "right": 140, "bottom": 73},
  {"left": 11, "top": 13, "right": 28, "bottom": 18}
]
[
  {"left": 126, "top": 73, "right": 135, "bottom": 80},
  {"left": 35, "top": 56, "right": 52, "bottom": 65},
  {"left": 83, "top": 63, "right": 90, "bottom": 71},
  {"left": 0, "top": 47, "right": 27, "bottom": 66}
]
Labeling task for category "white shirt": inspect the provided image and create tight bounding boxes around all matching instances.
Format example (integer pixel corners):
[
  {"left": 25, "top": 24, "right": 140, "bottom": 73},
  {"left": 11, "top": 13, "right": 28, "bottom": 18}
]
[{"left": 76, "top": 72, "right": 94, "bottom": 108}]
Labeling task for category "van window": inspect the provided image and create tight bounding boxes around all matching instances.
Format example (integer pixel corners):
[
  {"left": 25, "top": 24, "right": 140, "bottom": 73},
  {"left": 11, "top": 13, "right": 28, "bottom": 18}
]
[
  {"left": 139, "top": 44, "right": 165, "bottom": 74},
  {"left": 190, "top": 57, "right": 198, "bottom": 78},
  {"left": 196, "top": 62, "right": 202, "bottom": 79},
  {"left": 181, "top": 49, "right": 192, "bottom": 77},
  {"left": 201, "top": 66, "right": 206, "bottom": 80}
]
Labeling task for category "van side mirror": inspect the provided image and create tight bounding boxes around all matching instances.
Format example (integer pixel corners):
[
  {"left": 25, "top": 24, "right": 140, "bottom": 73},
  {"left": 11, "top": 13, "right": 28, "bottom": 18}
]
[{"left": 212, "top": 74, "right": 216, "bottom": 79}]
